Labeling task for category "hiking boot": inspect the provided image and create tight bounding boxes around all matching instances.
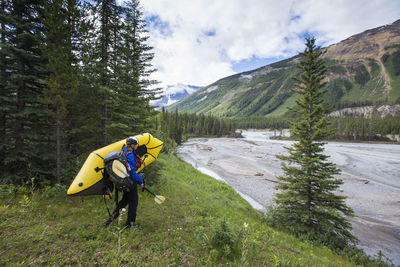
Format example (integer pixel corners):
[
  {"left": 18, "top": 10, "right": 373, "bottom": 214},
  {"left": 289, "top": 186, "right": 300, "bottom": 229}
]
[
  {"left": 124, "top": 223, "right": 139, "bottom": 230},
  {"left": 105, "top": 218, "right": 113, "bottom": 227}
]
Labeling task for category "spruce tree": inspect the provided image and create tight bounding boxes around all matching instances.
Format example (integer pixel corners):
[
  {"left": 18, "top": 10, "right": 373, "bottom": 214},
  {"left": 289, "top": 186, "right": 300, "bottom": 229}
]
[
  {"left": 0, "top": 0, "right": 10, "bottom": 178},
  {"left": 97, "top": 0, "right": 121, "bottom": 145},
  {"left": 66, "top": 1, "right": 104, "bottom": 154},
  {"left": 119, "top": 0, "right": 160, "bottom": 136},
  {"left": 66, "top": 0, "right": 121, "bottom": 150},
  {"left": 0, "top": 0, "right": 50, "bottom": 183},
  {"left": 272, "top": 38, "right": 356, "bottom": 248},
  {"left": 41, "top": 0, "right": 79, "bottom": 183}
]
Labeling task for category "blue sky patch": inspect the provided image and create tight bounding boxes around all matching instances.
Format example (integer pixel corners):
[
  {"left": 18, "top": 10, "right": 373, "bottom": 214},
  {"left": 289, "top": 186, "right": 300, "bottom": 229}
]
[
  {"left": 296, "top": 30, "right": 331, "bottom": 48},
  {"left": 146, "top": 14, "right": 172, "bottom": 37},
  {"left": 233, "top": 55, "right": 286, "bottom": 73},
  {"left": 204, "top": 29, "right": 216, "bottom": 37},
  {"left": 290, "top": 15, "right": 301, "bottom": 21}
]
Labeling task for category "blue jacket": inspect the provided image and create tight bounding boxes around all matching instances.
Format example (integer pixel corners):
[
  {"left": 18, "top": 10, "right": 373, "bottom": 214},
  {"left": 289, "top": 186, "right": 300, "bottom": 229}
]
[{"left": 122, "top": 147, "right": 144, "bottom": 185}]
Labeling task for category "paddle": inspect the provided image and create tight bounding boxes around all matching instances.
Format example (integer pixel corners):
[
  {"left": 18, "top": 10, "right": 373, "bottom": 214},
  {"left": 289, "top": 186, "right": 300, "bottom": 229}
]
[
  {"left": 143, "top": 187, "right": 166, "bottom": 204},
  {"left": 112, "top": 160, "right": 166, "bottom": 204}
]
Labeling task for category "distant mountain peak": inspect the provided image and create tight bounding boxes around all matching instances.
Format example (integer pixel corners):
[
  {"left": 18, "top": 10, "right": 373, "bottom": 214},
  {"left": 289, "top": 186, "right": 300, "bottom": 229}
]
[
  {"left": 323, "top": 19, "right": 400, "bottom": 61},
  {"left": 153, "top": 84, "right": 203, "bottom": 109}
]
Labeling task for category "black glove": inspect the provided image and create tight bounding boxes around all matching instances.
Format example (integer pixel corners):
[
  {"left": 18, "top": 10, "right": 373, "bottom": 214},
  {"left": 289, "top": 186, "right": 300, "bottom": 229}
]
[{"left": 138, "top": 173, "right": 146, "bottom": 192}]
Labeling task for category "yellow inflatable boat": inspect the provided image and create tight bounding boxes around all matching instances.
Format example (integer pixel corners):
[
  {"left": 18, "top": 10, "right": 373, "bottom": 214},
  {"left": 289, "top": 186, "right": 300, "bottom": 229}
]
[{"left": 67, "top": 133, "right": 163, "bottom": 196}]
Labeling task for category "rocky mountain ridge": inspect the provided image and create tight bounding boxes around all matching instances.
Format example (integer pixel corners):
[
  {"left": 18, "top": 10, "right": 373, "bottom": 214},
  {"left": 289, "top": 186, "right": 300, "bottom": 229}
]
[
  {"left": 167, "top": 19, "right": 400, "bottom": 118},
  {"left": 329, "top": 104, "right": 400, "bottom": 118},
  {"left": 323, "top": 19, "right": 400, "bottom": 61}
]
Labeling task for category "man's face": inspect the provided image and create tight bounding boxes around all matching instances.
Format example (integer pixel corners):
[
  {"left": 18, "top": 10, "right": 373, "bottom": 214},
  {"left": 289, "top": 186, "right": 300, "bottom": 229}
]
[{"left": 131, "top": 144, "right": 138, "bottom": 150}]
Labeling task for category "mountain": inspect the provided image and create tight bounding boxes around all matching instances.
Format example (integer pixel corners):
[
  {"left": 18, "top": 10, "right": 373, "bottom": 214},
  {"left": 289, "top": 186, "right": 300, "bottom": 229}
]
[
  {"left": 153, "top": 84, "right": 202, "bottom": 109},
  {"left": 167, "top": 19, "right": 400, "bottom": 117}
]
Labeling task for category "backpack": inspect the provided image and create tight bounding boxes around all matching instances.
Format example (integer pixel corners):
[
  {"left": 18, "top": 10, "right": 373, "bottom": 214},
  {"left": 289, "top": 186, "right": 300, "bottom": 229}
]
[{"left": 104, "top": 149, "right": 137, "bottom": 192}]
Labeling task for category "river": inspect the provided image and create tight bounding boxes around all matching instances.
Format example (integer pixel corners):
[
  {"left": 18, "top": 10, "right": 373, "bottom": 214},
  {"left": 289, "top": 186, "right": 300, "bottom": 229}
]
[{"left": 177, "top": 131, "right": 400, "bottom": 265}]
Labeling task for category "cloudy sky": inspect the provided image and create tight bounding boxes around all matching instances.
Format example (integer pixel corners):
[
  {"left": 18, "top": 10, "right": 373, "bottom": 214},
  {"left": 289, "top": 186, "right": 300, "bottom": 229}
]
[{"left": 138, "top": 0, "right": 400, "bottom": 90}]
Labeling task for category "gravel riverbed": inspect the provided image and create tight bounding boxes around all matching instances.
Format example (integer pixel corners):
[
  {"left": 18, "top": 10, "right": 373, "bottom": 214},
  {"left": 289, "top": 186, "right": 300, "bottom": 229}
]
[{"left": 177, "top": 131, "right": 400, "bottom": 265}]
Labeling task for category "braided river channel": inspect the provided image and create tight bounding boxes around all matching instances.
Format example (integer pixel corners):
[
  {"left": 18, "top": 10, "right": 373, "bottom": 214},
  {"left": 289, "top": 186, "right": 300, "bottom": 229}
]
[{"left": 177, "top": 130, "right": 400, "bottom": 265}]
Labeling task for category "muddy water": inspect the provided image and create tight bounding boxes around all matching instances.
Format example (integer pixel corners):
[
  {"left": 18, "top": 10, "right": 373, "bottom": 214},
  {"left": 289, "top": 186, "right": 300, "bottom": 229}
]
[{"left": 177, "top": 131, "right": 400, "bottom": 265}]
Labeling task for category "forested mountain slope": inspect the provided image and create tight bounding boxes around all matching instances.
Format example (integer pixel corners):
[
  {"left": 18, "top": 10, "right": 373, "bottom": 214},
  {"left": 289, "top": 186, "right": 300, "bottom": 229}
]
[{"left": 168, "top": 19, "right": 400, "bottom": 118}]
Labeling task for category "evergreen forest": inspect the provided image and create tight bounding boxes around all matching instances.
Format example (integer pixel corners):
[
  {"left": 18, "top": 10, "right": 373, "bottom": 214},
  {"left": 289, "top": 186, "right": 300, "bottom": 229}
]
[
  {"left": 0, "top": 0, "right": 161, "bottom": 185},
  {"left": 158, "top": 108, "right": 236, "bottom": 152},
  {"left": 0, "top": 0, "right": 236, "bottom": 186},
  {"left": 234, "top": 113, "right": 400, "bottom": 142}
]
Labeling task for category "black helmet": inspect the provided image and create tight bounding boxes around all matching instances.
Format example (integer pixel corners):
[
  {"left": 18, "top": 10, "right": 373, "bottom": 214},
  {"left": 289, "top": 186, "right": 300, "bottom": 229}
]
[{"left": 126, "top": 136, "right": 138, "bottom": 145}]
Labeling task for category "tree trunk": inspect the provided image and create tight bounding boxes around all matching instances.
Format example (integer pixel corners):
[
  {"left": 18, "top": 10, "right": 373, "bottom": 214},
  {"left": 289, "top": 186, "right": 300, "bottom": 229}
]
[
  {"left": 16, "top": 63, "right": 25, "bottom": 148},
  {"left": 56, "top": 108, "right": 61, "bottom": 184},
  {"left": 100, "top": 0, "right": 110, "bottom": 146},
  {"left": 103, "top": 103, "right": 107, "bottom": 145},
  {"left": 0, "top": 0, "right": 6, "bottom": 172}
]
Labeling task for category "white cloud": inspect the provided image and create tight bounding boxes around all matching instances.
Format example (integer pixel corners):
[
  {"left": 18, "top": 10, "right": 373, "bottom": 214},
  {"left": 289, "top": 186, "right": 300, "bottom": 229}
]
[{"left": 140, "top": 0, "right": 400, "bottom": 88}]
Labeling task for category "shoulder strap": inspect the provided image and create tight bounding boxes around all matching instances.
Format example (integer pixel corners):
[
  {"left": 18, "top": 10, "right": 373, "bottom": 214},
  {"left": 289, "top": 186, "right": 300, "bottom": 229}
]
[{"left": 122, "top": 149, "right": 132, "bottom": 156}]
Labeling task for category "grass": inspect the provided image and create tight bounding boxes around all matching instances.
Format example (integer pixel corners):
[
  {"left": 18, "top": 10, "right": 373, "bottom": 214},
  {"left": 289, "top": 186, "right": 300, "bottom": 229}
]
[{"left": 0, "top": 154, "right": 387, "bottom": 266}]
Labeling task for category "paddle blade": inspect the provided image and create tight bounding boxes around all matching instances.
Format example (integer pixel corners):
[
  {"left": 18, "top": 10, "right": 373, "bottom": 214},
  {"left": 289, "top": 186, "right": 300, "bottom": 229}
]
[
  {"left": 154, "top": 195, "right": 166, "bottom": 205},
  {"left": 112, "top": 160, "right": 128, "bottom": 178}
]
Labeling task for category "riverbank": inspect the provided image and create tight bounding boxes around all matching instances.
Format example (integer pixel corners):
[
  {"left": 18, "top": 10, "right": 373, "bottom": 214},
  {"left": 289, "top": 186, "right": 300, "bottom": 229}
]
[
  {"left": 177, "top": 131, "right": 400, "bottom": 265},
  {"left": 241, "top": 128, "right": 400, "bottom": 144}
]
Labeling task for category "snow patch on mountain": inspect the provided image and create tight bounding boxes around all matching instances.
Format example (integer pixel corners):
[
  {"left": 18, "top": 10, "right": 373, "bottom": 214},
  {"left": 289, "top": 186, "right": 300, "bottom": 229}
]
[{"left": 152, "top": 84, "right": 202, "bottom": 109}]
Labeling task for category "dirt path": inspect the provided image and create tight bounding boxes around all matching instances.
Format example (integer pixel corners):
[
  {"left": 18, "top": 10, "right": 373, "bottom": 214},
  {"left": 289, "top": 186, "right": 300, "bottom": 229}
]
[{"left": 177, "top": 131, "right": 400, "bottom": 265}]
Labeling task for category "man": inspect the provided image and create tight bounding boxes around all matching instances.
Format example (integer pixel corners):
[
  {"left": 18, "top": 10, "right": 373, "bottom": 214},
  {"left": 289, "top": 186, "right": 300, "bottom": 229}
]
[{"left": 105, "top": 136, "right": 145, "bottom": 229}]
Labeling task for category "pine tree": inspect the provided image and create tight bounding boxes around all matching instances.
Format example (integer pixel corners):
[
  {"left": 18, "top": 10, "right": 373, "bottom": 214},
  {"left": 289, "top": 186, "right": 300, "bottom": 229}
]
[
  {"left": 173, "top": 109, "right": 182, "bottom": 143},
  {"left": 66, "top": 0, "right": 121, "bottom": 150},
  {"left": 0, "top": 0, "right": 50, "bottom": 183},
  {"left": 41, "top": 0, "right": 79, "bottom": 183},
  {"left": 97, "top": 0, "right": 122, "bottom": 145},
  {"left": 272, "top": 38, "right": 356, "bottom": 248},
  {"left": 0, "top": 0, "right": 10, "bottom": 178},
  {"left": 66, "top": 2, "right": 103, "bottom": 154},
  {"left": 119, "top": 0, "right": 160, "bottom": 135}
]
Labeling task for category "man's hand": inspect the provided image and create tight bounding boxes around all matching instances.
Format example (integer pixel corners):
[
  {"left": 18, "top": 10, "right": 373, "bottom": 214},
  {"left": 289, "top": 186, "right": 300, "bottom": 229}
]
[{"left": 140, "top": 183, "right": 145, "bottom": 189}]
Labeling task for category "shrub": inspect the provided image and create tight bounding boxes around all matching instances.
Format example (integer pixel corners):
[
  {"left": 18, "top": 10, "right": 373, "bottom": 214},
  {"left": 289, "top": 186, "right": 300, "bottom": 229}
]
[
  {"left": 207, "top": 218, "right": 243, "bottom": 259},
  {"left": 142, "top": 157, "right": 165, "bottom": 186},
  {"left": 0, "top": 181, "right": 35, "bottom": 197},
  {"left": 0, "top": 184, "right": 19, "bottom": 197},
  {"left": 41, "top": 184, "right": 68, "bottom": 198},
  {"left": 161, "top": 138, "right": 177, "bottom": 154},
  {"left": 61, "top": 153, "right": 87, "bottom": 184}
]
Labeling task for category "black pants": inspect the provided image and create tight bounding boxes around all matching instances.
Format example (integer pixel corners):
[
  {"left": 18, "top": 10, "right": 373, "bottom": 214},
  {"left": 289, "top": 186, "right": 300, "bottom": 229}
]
[{"left": 113, "top": 185, "right": 138, "bottom": 224}]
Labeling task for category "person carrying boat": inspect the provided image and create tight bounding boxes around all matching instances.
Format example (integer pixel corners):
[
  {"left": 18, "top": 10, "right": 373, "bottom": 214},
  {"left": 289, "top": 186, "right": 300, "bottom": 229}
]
[{"left": 105, "top": 136, "right": 145, "bottom": 229}]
